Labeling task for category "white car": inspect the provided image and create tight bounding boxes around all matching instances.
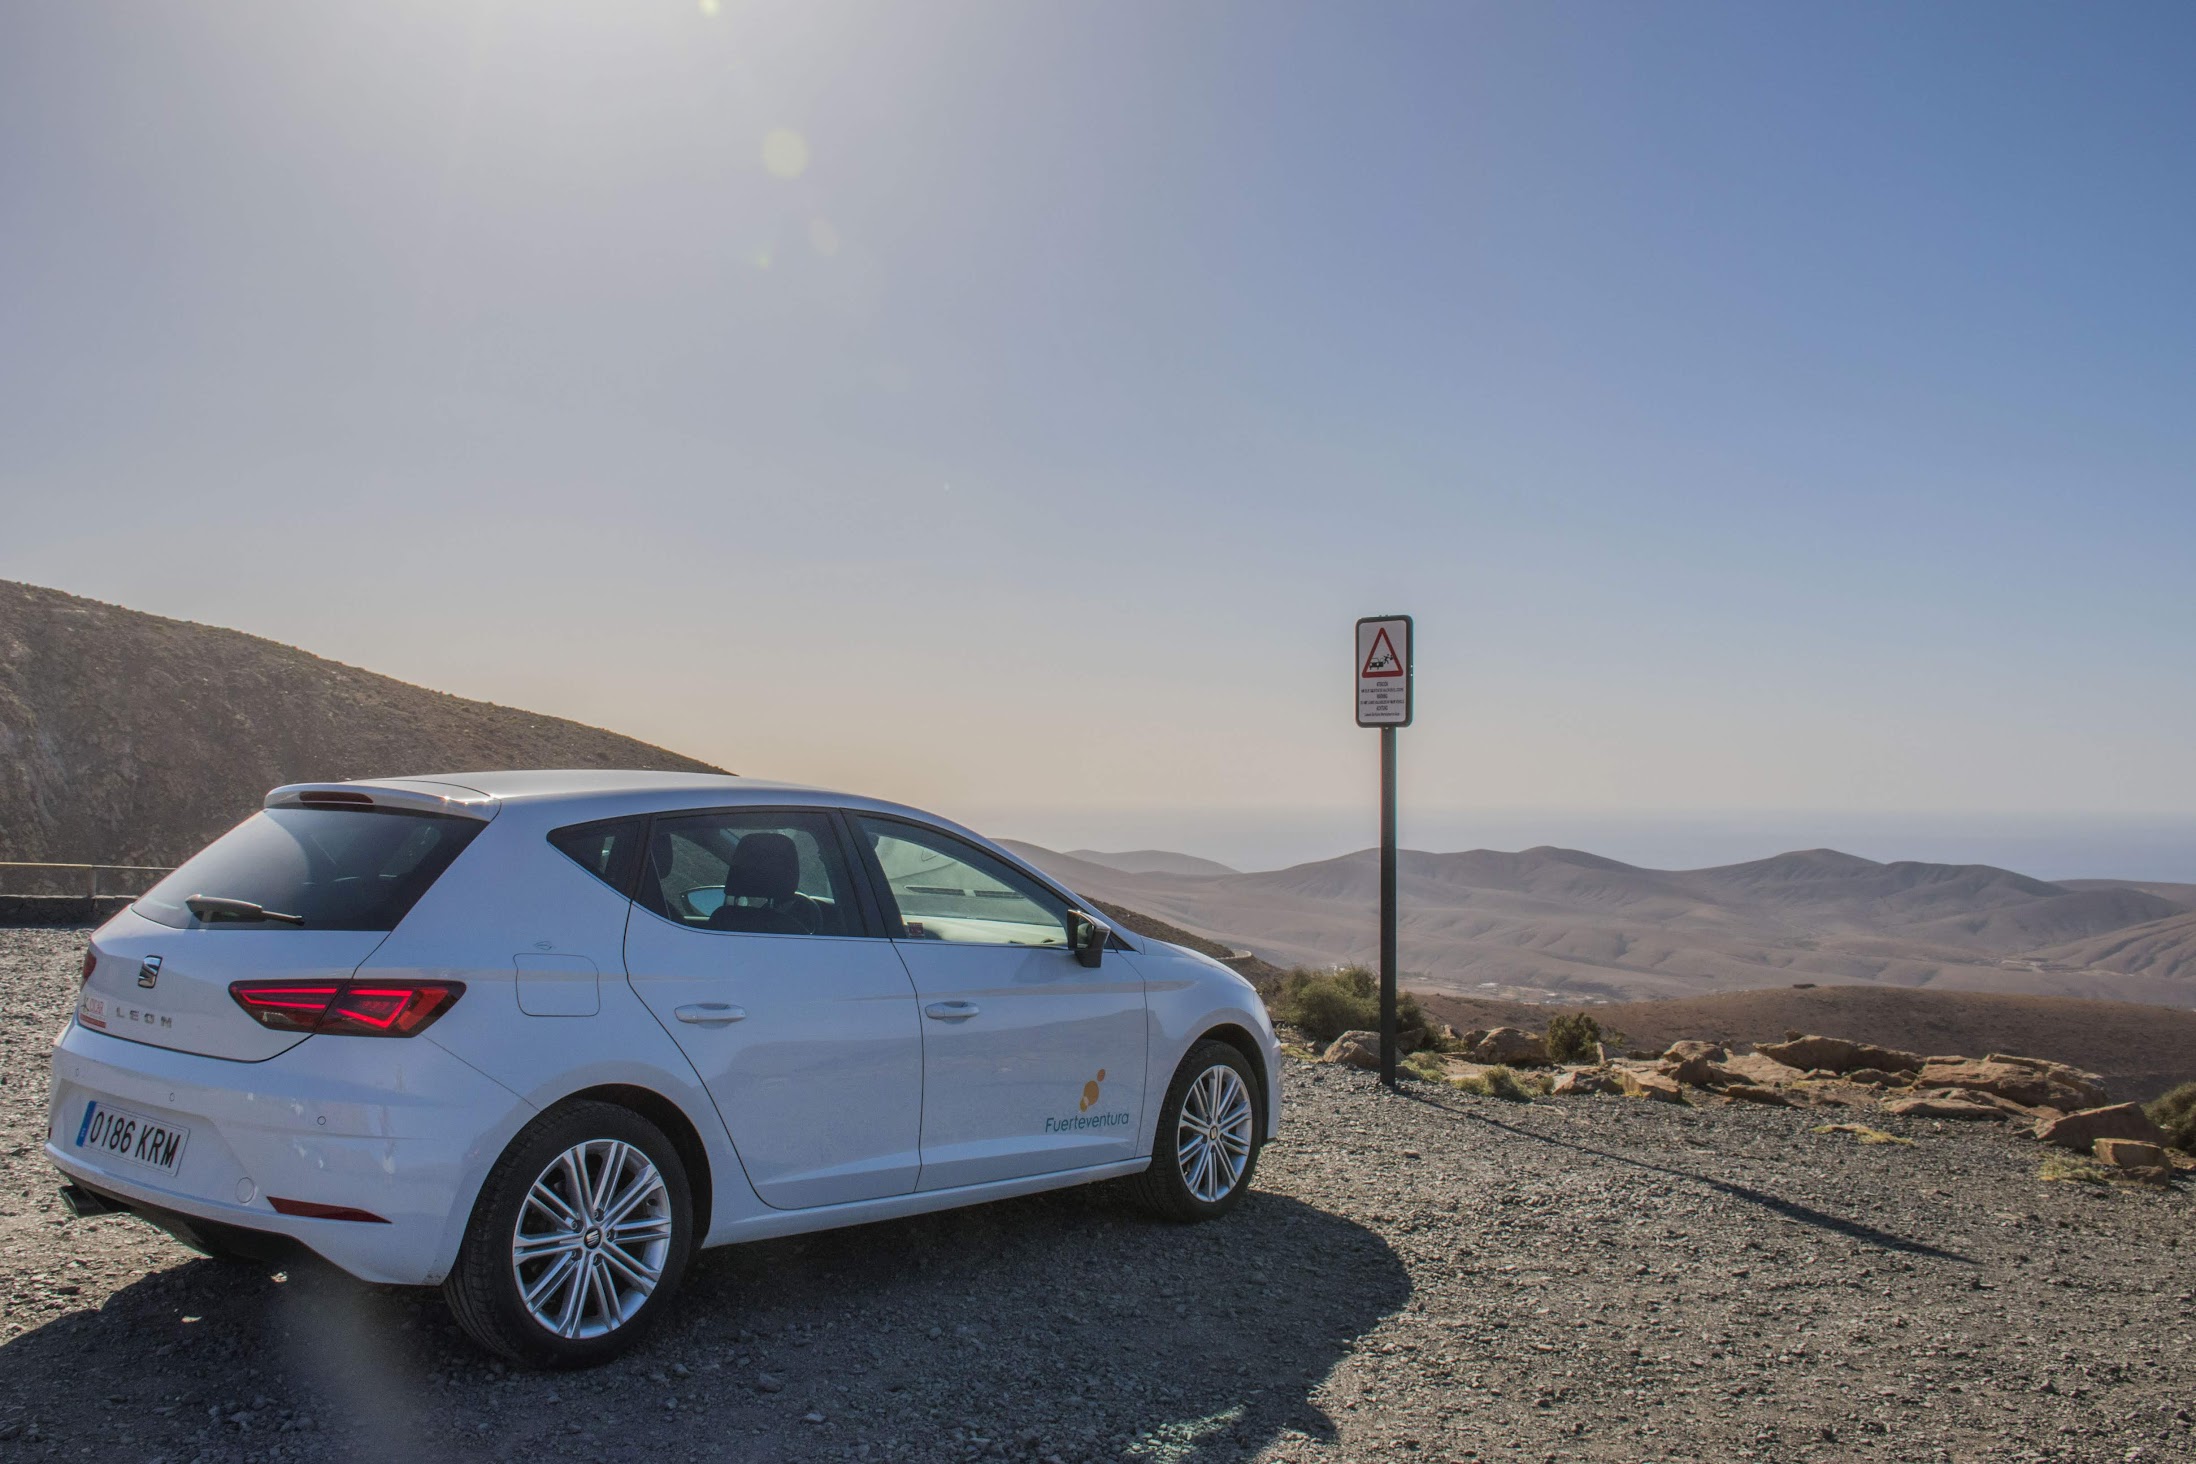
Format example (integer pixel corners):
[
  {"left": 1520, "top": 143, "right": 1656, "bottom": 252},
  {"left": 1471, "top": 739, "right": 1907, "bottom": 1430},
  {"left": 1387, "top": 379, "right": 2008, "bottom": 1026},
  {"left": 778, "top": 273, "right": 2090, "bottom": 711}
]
[{"left": 46, "top": 771, "right": 1280, "bottom": 1366}]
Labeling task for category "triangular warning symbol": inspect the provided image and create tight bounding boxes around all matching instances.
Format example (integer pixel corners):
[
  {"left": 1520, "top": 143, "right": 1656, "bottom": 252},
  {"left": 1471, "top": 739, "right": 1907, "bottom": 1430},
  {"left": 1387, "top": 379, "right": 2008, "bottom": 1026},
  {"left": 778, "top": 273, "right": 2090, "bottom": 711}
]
[{"left": 1361, "top": 627, "right": 1403, "bottom": 678}]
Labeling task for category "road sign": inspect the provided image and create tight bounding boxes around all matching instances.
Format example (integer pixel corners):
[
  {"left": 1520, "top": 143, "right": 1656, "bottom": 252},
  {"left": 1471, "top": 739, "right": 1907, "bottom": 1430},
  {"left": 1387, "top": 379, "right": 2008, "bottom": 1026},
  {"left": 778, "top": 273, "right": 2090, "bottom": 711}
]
[
  {"left": 1355, "top": 613, "right": 1413, "bottom": 1088},
  {"left": 1356, "top": 615, "right": 1413, "bottom": 728}
]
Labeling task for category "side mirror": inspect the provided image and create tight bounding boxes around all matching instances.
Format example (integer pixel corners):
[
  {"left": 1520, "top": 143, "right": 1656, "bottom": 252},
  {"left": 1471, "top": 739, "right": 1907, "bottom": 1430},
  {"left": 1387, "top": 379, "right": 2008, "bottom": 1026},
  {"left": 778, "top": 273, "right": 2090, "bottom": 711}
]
[{"left": 1068, "top": 910, "right": 1111, "bottom": 969}]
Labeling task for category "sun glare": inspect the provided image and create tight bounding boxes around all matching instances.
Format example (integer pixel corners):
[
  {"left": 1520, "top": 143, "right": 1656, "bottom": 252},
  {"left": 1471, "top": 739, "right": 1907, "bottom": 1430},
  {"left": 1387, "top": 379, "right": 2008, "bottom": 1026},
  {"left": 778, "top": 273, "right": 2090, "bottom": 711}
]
[{"left": 761, "top": 128, "right": 810, "bottom": 179}]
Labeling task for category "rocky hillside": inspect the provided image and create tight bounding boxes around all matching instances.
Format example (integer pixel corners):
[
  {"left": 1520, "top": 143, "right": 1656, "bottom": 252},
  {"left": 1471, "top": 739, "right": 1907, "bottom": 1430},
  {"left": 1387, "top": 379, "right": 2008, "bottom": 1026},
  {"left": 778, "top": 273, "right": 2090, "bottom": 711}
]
[
  {"left": 0, "top": 581, "right": 721, "bottom": 865},
  {"left": 1011, "top": 840, "right": 2196, "bottom": 1006}
]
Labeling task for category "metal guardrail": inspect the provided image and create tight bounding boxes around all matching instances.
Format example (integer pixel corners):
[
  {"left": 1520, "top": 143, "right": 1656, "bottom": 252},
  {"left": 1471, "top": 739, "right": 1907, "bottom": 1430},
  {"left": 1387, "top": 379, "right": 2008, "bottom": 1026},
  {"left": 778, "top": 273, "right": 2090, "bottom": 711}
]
[{"left": 0, "top": 862, "right": 175, "bottom": 900}]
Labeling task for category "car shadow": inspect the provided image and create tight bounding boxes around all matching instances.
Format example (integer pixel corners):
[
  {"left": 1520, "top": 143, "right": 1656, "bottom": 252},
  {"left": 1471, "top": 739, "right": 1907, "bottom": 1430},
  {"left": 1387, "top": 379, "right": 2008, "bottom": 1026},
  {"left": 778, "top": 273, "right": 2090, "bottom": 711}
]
[{"left": 0, "top": 1183, "right": 1408, "bottom": 1463}]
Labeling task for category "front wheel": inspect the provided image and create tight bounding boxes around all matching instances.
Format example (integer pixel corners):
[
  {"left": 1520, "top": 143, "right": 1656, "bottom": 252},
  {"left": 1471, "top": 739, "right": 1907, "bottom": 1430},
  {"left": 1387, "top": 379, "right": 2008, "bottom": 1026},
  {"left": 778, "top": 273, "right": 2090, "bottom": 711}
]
[
  {"left": 443, "top": 1101, "right": 694, "bottom": 1368},
  {"left": 1128, "top": 1040, "right": 1262, "bottom": 1221}
]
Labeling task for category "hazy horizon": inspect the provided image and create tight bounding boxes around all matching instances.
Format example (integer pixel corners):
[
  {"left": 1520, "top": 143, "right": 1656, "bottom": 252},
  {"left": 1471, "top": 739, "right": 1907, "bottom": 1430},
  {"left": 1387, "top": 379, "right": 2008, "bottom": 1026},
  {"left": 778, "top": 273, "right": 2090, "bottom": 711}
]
[
  {"left": 6, "top": 4, "right": 2193, "bottom": 838},
  {"left": 983, "top": 806, "right": 2196, "bottom": 884}
]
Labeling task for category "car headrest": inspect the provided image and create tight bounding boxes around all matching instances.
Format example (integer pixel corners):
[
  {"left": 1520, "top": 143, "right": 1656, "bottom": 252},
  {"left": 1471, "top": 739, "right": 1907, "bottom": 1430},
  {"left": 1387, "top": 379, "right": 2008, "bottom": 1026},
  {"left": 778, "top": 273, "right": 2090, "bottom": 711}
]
[{"left": 721, "top": 832, "right": 800, "bottom": 903}]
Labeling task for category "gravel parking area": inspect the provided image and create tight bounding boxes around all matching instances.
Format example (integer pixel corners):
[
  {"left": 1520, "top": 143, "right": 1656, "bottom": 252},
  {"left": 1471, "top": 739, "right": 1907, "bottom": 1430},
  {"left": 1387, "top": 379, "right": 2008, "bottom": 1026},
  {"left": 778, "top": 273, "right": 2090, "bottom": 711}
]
[{"left": 3, "top": 926, "right": 2192, "bottom": 1463}]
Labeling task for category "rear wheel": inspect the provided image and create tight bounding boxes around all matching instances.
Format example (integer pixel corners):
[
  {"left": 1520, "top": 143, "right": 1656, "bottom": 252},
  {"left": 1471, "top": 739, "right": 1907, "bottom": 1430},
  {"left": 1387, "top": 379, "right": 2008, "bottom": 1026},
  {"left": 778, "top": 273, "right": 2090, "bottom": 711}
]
[
  {"left": 443, "top": 1101, "right": 694, "bottom": 1368},
  {"left": 1128, "top": 1040, "right": 1262, "bottom": 1222}
]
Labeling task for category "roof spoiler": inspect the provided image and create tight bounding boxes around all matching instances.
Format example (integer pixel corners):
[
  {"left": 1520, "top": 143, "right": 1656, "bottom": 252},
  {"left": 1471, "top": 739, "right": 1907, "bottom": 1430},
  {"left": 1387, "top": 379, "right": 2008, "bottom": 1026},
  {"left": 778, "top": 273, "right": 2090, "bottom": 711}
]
[{"left": 264, "top": 781, "right": 498, "bottom": 820}]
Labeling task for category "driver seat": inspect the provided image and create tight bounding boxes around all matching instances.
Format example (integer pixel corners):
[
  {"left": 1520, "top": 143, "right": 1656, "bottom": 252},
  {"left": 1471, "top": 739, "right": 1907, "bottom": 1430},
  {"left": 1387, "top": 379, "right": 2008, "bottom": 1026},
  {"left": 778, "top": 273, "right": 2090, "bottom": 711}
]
[{"left": 706, "top": 832, "right": 808, "bottom": 935}]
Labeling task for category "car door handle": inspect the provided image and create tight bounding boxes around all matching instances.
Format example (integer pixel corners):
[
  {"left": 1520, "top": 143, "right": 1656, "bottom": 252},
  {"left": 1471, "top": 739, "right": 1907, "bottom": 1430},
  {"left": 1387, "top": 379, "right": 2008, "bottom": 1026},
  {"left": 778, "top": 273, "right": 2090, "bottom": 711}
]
[
  {"left": 675, "top": 1003, "right": 746, "bottom": 1026},
  {"left": 924, "top": 1001, "right": 980, "bottom": 1022}
]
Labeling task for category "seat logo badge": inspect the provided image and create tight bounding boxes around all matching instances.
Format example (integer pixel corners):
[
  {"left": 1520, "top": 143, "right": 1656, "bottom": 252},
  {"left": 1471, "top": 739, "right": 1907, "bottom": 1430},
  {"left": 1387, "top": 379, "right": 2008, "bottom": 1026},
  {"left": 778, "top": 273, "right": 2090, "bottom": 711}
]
[
  {"left": 1079, "top": 1069, "right": 1107, "bottom": 1113},
  {"left": 138, "top": 956, "right": 162, "bottom": 989}
]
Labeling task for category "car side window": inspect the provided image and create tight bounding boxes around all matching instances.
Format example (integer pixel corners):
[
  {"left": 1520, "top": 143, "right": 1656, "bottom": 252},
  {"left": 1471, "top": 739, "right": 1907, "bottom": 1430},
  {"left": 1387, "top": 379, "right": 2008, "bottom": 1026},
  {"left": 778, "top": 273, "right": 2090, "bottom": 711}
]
[
  {"left": 856, "top": 817, "right": 1069, "bottom": 948},
  {"left": 548, "top": 818, "right": 643, "bottom": 894},
  {"left": 638, "top": 811, "right": 860, "bottom": 937}
]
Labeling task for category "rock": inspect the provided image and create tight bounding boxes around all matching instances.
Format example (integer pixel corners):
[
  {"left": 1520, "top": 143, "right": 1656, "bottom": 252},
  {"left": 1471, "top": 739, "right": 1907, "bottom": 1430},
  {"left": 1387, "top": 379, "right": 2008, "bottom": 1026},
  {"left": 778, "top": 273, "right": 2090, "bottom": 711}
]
[
  {"left": 1467, "top": 1027, "right": 1549, "bottom": 1067},
  {"left": 1756, "top": 1035, "right": 1923, "bottom": 1075},
  {"left": 1908, "top": 1087, "right": 2043, "bottom": 1119},
  {"left": 756, "top": 1374, "right": 785, "bottom": 1394},
  {"left": 1551, "top": 1068, "right": 1622, "bottom": 1096},
  {"left": 1720, "top": 1050, "right": 1807, "bottom": 1087},
  {"left": 1919, "top": 1056, "right": 2108, "bottom": 1113},
  {"left": 1323, "top": 1032, "right": 1382, "bottom": 1070},
  {"left": 1616, "top": 1069, "right": 1683, "bottom": 1104},
  {"left": 2094, "top": 1138, "right": 2167, "bottom": 1170},
  {"left": 1843, "top": 1068, "right": 1909, "bottom": 1087},
  {"left": 1662, "top": 1040, "right": 1729, "bottom": 1064},
  {"left": 2036, "top": 1103, "right": 2169, "bottom": 1152},
  {"left": 1721, "top": 1083, "right": 1793, "bottom": 1107},
  {"left": 1883, "top": 1096, "right": 2006, "bottom": 1121}
]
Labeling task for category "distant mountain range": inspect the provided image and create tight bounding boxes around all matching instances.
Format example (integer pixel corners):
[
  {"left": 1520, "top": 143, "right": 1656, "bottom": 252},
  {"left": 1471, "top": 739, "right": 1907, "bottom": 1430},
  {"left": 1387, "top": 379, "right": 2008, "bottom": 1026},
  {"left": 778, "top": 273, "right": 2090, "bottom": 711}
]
[
  {"left": 0, "top": 581, "right": 719, "bottom": 865},
  {"left": 1005, "top": 841, "right": 2196, "bottom": 1008}
]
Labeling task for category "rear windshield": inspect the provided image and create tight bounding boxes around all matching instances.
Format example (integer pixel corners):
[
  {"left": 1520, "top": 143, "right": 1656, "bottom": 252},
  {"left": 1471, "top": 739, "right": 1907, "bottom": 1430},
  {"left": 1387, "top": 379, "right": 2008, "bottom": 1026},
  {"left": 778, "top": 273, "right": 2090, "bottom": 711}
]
[{"left": 134, "top": 807, "right": 485, "bottom": 931}]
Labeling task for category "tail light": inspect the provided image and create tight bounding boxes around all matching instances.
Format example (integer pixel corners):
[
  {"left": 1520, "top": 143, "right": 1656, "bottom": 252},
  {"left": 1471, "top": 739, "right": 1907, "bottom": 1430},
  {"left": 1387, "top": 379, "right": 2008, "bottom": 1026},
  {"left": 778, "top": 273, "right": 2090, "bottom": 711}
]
[
  {"left": 81, "top": 948, "right": 98, "bottom": 985},
  {"left": 229, "top": 980, "right": 465, "bottom": 1037}
]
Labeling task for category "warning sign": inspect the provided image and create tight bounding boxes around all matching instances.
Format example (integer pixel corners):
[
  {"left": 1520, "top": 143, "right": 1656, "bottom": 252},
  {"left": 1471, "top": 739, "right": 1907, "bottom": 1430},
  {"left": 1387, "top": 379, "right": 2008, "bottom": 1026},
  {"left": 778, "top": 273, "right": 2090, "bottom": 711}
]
[{"left": 1356, "top": 615, "right": 1413, "bottom": 727}]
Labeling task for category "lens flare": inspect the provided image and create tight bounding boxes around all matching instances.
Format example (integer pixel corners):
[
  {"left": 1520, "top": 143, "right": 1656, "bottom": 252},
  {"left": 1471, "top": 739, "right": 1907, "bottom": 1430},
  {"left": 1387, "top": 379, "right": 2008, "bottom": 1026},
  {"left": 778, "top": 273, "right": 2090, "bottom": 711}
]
[{"left": 762, "top": 129, "right": 810, "bottom": 179}]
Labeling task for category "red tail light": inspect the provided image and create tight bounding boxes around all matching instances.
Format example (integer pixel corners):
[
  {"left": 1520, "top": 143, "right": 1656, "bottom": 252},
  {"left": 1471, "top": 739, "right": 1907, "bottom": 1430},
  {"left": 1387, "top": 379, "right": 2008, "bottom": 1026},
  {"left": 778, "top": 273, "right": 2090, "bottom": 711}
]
[
  {"left": 267, "top": 1197, "right": 390, "bottom": 1223},
  {"left": 229, "top": 980, "right": 464, "bottom": 1037},
  {"left": 82, "top": 948, "right": 98, "bottom": 985}
]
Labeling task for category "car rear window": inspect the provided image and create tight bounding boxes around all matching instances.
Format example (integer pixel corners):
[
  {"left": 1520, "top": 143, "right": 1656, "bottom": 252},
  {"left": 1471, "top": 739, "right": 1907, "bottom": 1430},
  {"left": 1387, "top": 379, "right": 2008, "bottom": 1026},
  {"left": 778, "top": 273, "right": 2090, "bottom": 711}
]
[{"left": 134, "top": 807, "right": 485, "bottom": 931}]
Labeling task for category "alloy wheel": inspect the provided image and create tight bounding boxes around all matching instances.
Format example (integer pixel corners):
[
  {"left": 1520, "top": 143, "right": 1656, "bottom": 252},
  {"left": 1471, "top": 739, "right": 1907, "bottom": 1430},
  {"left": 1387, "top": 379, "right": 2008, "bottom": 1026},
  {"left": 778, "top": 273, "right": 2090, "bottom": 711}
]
[
  {"left": 1176, "top": 1063, "right": 1254, "bottom": 1204},
  {"left": 511, "top": 1139, "right": 673, "bottom": 1340}
]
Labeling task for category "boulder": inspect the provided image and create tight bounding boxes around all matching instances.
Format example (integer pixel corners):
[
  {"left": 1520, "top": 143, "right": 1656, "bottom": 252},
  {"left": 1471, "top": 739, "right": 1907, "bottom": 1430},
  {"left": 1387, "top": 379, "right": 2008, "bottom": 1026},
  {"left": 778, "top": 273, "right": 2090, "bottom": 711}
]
[
  {"left": 1883, "top": 1096, "right": 2005, "bottom": 1121},
  {"left": 1720, "top": 1050, "right": 1808, "bottom": 1087},
  {"left": 1662, "top": 1040, "right": 1729, "bottom": 1064},
  {"left": 1468, "top": 1027, "right": 1549, "bottom": 1067},
  {"left": 1756, "top": 1035, "right": 1923, "bottom": 1076},
  {"left": 1551, "top": 1068, "right": 1623, "bottom": 1096},
  {"left": 2036, "top": 1103, "right": 2169, "bottom": 1152},
  {"left": 2094, "top": 1138, "right": 2167, "bottom": 1170},
  {"left": 1721, "top": 1083, "right": 1793, "bottom": 1107},
  {"left": 1843, "top": 1068, "right": 1910, "bottom": 1088},
  {"left": 1323, "top": 1031, "right": 1381, "bottom": 1070},
  {"left": 1917, "top": 1056, "right": 2108, "bottom": 1112},
  {"left": 1616, "top": 1069, "right": 1684, "bottom": 1104}
]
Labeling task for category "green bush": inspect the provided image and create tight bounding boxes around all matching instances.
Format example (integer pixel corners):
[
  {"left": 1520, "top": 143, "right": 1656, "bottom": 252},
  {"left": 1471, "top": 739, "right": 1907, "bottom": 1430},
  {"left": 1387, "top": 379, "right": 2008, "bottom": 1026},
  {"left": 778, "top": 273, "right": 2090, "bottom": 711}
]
[
  {"left": 2147, "top": 1082, "right": 2196, "bottom": 1154},
  {"left": 1545, "top": 1011, "right": 1603, "bottom": 1065},
  {"left": 1268, "top": 965, "right": 1431, "bottom": 1046}
]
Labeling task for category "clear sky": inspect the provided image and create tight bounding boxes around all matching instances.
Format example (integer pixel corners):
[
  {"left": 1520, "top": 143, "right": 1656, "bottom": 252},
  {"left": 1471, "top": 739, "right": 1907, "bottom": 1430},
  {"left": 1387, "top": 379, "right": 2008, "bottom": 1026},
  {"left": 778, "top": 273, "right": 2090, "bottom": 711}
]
[{"left": 4, "top": 3, "right": 2193, "bottom": 872}]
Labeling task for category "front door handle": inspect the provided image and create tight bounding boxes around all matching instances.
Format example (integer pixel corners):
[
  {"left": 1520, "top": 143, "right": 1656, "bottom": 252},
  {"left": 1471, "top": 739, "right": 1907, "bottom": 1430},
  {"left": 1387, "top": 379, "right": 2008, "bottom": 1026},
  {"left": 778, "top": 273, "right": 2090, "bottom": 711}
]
[
  {"left": 924, "top": 1001, "right": 980, "bottom": 1022},
  {"left": 675, "top": 1003, "right": 746, "bottom": 1026}
]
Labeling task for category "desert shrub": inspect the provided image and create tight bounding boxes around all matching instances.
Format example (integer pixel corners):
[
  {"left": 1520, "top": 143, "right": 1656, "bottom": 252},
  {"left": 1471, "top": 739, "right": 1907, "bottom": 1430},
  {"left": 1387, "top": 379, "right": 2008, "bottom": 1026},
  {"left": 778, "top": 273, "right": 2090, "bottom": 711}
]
[
  {"left": 1545, "top": 1012, "right": 1603, "bottom": 1064},
  {"left": 1269, "top": 965, "right": 1431, "bottom": 1046},
  {"left": 2146, "top": 1082, "right": 2196, "bottom": 1154},
  {"left": 1401, "top": 1049, "right": 1450, "bottom": 1083},
  {"left": 1453, "top": 1064, "right": 1538, "bottom": 1102},
  {"left": 2039, "top": 1153, "right": 2113, "bottom": 1185}
]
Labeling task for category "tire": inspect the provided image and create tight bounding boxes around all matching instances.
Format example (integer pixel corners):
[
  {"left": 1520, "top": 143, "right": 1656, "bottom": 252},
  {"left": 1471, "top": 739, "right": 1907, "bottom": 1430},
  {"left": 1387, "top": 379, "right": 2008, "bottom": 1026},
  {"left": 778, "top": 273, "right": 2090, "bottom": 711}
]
[
  {"left": 443, "top": 1100, "right": 695, "bottom": 1368},
  {"left": 1128, "top": 1039, "right": 1263, "bottom": 1222}
]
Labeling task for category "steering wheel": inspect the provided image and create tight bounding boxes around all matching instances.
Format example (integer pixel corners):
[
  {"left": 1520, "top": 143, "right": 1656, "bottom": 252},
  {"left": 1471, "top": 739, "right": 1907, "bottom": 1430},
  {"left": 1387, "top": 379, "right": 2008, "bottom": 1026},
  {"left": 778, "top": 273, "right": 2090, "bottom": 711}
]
[{"left": 781, "top": 893, "right": 824, "bottom": 934}]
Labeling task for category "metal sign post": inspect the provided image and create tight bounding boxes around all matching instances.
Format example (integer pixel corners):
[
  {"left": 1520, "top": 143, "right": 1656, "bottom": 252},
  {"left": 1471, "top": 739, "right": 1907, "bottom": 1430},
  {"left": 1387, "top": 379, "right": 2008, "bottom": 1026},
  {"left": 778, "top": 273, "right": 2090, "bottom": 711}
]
[{"left": 1355, "top": 615, "right": 1413, "bottom": 1089}]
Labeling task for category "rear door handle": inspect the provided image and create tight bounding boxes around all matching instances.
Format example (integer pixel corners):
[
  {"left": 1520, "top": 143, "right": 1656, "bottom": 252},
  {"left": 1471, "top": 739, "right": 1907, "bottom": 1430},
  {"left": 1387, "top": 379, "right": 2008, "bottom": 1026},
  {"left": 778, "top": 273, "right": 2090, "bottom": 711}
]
[
  {"left": 675, "top": 1003, "right": 746, "bottom": 1026},
  {"left": 924, "top": 1001, "right": 980, "bottom": 1021}
]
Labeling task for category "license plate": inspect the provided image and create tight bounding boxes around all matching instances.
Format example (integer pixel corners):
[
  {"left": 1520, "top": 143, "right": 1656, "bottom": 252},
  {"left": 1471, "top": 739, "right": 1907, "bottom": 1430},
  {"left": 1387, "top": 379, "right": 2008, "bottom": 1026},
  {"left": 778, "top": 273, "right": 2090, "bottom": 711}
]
[{"left": 73, "top": 1100, "right": 190, "bottom": 1176}]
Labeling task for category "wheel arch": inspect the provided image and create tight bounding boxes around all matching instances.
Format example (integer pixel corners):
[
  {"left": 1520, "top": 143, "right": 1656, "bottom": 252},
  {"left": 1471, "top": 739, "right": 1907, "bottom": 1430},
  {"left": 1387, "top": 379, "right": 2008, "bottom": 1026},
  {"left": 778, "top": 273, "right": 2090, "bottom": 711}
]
[
  {"left": 1191, "top": 1022, "right": 1270, "bottom": 1139},
  {"left": 556, "top": 1083, "right": 716, "bottom": 1240}
]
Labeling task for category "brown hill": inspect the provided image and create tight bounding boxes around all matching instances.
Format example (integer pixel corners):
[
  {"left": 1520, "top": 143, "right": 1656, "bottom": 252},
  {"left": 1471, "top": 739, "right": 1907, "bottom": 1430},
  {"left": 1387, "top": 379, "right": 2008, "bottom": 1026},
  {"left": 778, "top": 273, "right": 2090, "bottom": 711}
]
[
  {"left": 0, "top": 581, "right": 721, "bottom": 865},
  {"left": 1010, "top": 841, "right": 2196, "bottom": 1007},
  {"left": 1413, "top": 984, "right": 2196, "bottom": 1103}
]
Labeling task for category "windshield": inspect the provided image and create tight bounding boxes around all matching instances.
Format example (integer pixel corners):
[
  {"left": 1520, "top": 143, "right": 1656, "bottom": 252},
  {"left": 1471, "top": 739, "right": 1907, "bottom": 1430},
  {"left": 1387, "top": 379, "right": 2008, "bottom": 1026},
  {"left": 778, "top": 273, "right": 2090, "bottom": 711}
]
[{"left": 134, "top": 807, "right": 484, "bottom": 931}]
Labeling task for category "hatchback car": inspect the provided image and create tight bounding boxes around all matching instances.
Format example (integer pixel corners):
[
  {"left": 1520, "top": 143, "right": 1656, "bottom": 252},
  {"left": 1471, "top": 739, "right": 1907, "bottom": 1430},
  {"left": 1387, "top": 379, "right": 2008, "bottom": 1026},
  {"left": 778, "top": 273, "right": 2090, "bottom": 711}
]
[{"left": 45, "top": 771, "right": 1280, "bottom": 1365}]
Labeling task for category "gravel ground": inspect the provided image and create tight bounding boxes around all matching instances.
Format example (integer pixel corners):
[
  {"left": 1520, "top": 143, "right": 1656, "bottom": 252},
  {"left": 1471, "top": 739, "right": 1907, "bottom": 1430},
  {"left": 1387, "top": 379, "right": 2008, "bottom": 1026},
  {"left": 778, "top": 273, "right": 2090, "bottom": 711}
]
[{"left": 4, "top": 926, "right": 2193, "bottom": 1464}]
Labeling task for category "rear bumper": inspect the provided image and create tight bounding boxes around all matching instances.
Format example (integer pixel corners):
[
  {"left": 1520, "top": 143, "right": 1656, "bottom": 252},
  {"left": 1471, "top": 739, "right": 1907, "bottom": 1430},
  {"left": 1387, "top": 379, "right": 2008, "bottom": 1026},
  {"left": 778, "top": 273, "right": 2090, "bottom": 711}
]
[{"left": 45, "top": 1020, "right": 532, "bottom": 1285}]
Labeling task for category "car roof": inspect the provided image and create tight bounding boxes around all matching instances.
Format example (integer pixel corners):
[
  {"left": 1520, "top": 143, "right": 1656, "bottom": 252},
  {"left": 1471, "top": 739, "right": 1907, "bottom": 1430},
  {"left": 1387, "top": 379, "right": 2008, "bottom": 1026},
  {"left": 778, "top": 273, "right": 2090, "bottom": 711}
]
[{"left": 275, "top": 769, "right": 961, "bottom": 828}]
